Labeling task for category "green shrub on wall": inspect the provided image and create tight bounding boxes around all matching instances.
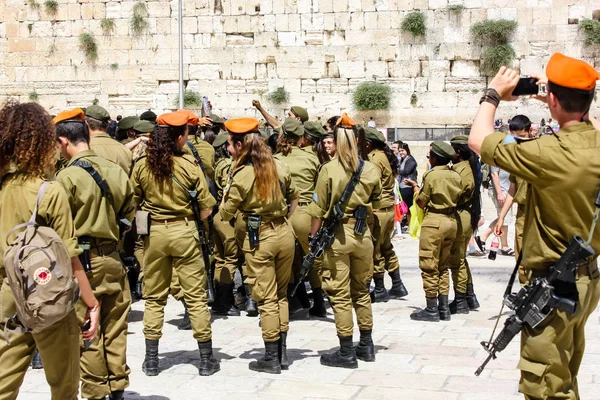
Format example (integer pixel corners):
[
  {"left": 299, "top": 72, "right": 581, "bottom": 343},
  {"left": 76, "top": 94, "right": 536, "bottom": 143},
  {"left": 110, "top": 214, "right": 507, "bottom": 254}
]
[
  {"left": 401, "top": 11, "right": 426, "bottom": 37},
  {"left": 183, "top": 90, "right": 202, "bottom": 107},
  {"left": 353, "top": 82, "right": 392, "bottom": 111},
  {"left": 471, "top": 19, "right": 518, "bottom": 76},
  {"left": 44, "top": 0, "right": 58, "bottom": 16},
  {"left": 131, "top": 2, "right": 149, "bottom": 37},
  {"left": 481, "top": 44, "right": 516, "bottom": 76},
  {"left": 267, "top": 87, "right": 289, "bottom": 105},
  {"left": 580, "top": 19, "right": 600, "bottom": 46},
  {"left": 79, "top": 32, "right": 98, "bottom": 64},
  {"left": 101, "top": 18, "right": 116, "bottom": 36}
]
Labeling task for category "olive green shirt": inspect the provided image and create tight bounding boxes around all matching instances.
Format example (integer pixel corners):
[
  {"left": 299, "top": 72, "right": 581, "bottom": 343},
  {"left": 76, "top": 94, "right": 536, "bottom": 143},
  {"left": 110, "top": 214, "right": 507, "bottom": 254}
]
[
  {"left": 301, "top": 145, "right": 317, "bottom": 158},
  {"left": 453, "top": 160, "right": 475, "bottom": 209},
  {"left": 417, "top": 165, "right": 463, "bottom": 211},
  {"left": 89, "top": 133, "right": 133, "bottom": 176},
  {"left": 56, "top": 150, "right": 135, "bottom": 242},
  {"left": 131, "top": 154, "right": 216, "bottom": 221},
  {"left": 0, "top": 172, "right": 81, "bottom": 276},
  {"left": 481, "top": 122, "right": 600, "bottom": 269},
  {"left": 368, "top": 149, "right": 395, "bottom": 208},
  {"left": 509, "top": 174, "right": 528, "bottom": 205},
  {"left": 307, "top": 159, "right": 382, "bottom": 220},
  {"left": 185, "top": 137, "right": 215, "bottom": 181},
  {"left": 214, "top": 157, "right": 233, "bottom": 203},
  {"left": 274, "top": 146, "right": 320, "bottom": 204},
  {"left": 220, "top": 159, "right": 300, "bottom": 222}
]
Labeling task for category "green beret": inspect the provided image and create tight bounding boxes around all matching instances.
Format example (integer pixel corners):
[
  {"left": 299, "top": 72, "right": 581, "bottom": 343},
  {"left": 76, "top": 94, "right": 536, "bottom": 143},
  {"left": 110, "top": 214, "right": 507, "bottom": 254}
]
[
  {"left": 282, "top": 118, "right": 304, "bottom": 137},
  {"left": 140, "top": 110, "right": 157, "bottom": 123},
  {"left": 290, "top": 106, "right": 309, "bottom": 122},
  {"left": 303, "top": 121, "right": 326, "bottom": 139},
  {"left": 450, "top": 135, "right": 469, "bottom": 145},
  {"left": 364, "top": 127, "right": 386, "bottom": 143},
  {"left": 212, "top": 131, "right": 228, "bottom": 147},
  {"left": 431, "top": 141, "right": 456, "bottom": 159},
  {"left": 209, "top": 113, "right": 223, "bottom": 125},
  {"left": 85, "top": 105, "right": 110, "bottom": 121},
  {"left": 133, "top": 120, "right": 155, "bottom": 133},
  {"left": 118, "top": 116, "right": 140, "bottom": 131}
]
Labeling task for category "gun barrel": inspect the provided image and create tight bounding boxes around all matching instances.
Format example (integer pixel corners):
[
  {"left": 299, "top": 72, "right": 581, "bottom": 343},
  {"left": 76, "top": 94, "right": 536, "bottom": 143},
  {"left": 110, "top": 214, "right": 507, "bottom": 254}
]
[{"left": 475, "top": 353, "right": 494, "bottom": 376}]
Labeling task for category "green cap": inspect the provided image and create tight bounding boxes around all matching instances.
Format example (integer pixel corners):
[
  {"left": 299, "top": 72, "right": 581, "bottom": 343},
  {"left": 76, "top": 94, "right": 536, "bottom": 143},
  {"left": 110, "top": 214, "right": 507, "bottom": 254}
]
[
  {"left": 209, "top": 113, "right": 223, "bottom": 125},
  {"left": 118, "top": 116, "right": 140, "bottom": 131},
  {"left": 133, "top": 120, "right": 155, "bottom": 133},
  {"left": 431, "top": 141, "right": 456, "bottom": 159},
  {"left": 290, "top": 106, "right": 309, "bottom": 122},
  {"left": 364, "top": 127, "right": 386, "bottom": 143},
  {"left": 282, "top": 118, "right": 304, "bottom": 137},
  {"left": 140, "top": 110, "right": 157, "bottom": 123},
  {"left": 450, "top": 135, "right": 469, "bottom": 145},
  {"left": 303, "top": 121, "right": 326, "bottom": 139},
  {"left": 212, "top": 131, "right": 228, "bottom": 148},
  {"left": 85, "top": 105, "right": 110, "bottom": 121}
]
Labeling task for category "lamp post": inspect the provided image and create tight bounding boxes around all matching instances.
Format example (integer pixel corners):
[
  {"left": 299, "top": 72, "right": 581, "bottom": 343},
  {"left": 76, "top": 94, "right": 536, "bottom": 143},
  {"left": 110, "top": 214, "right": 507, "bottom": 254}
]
[{"left": 178, "top": 0, "right": 184, "bottom": 109}]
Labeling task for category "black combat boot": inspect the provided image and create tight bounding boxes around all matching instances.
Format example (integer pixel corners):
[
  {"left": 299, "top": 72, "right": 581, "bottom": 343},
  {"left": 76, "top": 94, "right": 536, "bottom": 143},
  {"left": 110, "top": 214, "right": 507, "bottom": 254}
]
[
  {"left": 466, "top": 283, "right": 480, "bottom": 310},
  {"left": 31, "top": 349, "right": 43, "bottom": 369},
  {"left": 355, "top": 330, "right": 376, "bottom": 362},
  {"left": 198, "top": 340, "right": 220, "bottom": 376},
  {"left": 109, "top": 391, "right": 124, "bottom": 400},
  {"left": 295, "top": 281, "right": 311, "bottom": 309},
  {"left": 371, "top": 277, "right": 390, "bottom": 303},
  {"left": 309, "top": 287, "right": 327, "bottom": 317},
  {"left": 388, "top": 270, "right": 408, "bottom": 298},
  {"left": 320, "top": 336, "right": 358, "bottom": 369},
  {"left": 142, "top": 339, "right": 159, "bottom": 376},
  {"left": 212, "top": 283, "right": 241, "bottom": 316},
  {"left": 249, "top": 341, "right": 281, "bottom": 374},
  {"left": 278, "top": 332, "right": 289, "bottom": 370},
  {"left": 288, "top": 285, "right": 304, "bottom": 316},
  {"left": 438, "top": 294, "right": 451, "bottom": 321},
  {"left": 410, "top": 297, "right": 440, "bottom": 322},
  {"left": 244, "top": 284, "right": 258, "bottom": 317},
  {"left": 449, "top": 292, "right": 470, "bottom": 314}
]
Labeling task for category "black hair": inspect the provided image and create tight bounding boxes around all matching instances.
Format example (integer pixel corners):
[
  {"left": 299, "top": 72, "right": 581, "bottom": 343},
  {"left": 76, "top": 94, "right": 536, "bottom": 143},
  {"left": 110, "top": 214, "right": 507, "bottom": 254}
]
[
  {"left": 202, "top": 126, "right": 220, "bottom": 144},
  {"left": 354, "top": 126, "right": 369, "bottom": 160},
  {"left": 400, "top": 142, "right": 411, "bottom": 156},
  {"left": 509, "top": 115, "right": 532, "bottom": 133},
  {"left": 452, "top": 143, "right": 482, "bottom": 231},
  {"left": 547, "top": 81, "right": 595, "bottom": 114},
  {"left": 368, "top": 138, "right": 400, "bottom": 176},
  {"left": 326, "top": 116, "right": 340, "bottom": 132},
  {"left": 55, "top": 120, "right": 90, "bottom": 146},
  {"left": 393, "top": 140, "right": 404, "bottom": 147},
  {"left": 85, "top": 116, "right": 109, "bottom": 132},
  {"left": 214, "top": 142, "right": 229, "bottom": 160},
  {"left": 430, "top": 152, "right": 450, "bottom": 167},
  {"left": 267, "top": 133, "right": 279, "bottom": 154},
  {"left": 188, "top": 125, "right": 199, "bottom": 137}
]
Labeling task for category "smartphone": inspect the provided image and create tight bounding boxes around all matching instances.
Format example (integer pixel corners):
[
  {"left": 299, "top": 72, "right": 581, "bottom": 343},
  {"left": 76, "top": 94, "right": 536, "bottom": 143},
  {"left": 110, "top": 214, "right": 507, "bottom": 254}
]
[
  {"left": 512, "top": 77, "right": 539, "bottom": 96},
  {"left": 82, "top": 319, "right": 93, "bottom": 349}
]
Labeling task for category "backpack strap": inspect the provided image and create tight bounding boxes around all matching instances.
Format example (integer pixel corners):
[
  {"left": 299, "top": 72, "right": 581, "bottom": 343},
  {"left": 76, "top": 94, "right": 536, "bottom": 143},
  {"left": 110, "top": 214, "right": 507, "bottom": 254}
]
[{"left": 5, "top": 181, "right": 50, "bottom": 246}]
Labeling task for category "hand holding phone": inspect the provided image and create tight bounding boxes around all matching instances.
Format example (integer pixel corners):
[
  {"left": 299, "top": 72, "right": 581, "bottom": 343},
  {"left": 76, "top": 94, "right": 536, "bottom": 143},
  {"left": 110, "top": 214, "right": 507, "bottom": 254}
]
[
  {"left": 512, "top": 77, "right": 541, "bottom": 96},
  {"left": 82, "top": 319, "right": 93, "bottom": 349}
]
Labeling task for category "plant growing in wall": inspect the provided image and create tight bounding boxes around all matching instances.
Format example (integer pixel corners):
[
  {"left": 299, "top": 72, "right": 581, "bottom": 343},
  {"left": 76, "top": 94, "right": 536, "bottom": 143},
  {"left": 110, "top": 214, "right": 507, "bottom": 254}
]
[
  {"left": 447, "top": 4, "right": 465, "bottom": 15},
  {"left": 44, "top": 0, "right": 58, "bottom": 17},
  {"left": 183, "top": 90, "right": 202, "bottom": 107},
  {"left": 48, "top": 42, "right": 57, "bottom": 55},
  {"left": 352, "top": 81, "right": 392, "bottom": 111},
  {"left": 580, "top": 19, "right": 600, "bottom": 46},
  {"left": 101, "top": 18, "right": 116, "bottom": 36},
  {"left": 110, "top": 63, "right": 119, "bottom": 70},
  {"left": 266, "top": 87, "right": 289, "bottom": 105},
  {"left": 470, "top": 19, "right": 518, "bottom": 76},
  {"left": 410, "top": 93, "right": 418, "bottom": 107},
  {"left": 79, "top": 32, "right": 99, "bottom": 64},
  {"left": 131, "top": 2, "right": 149, "bottom": 37},
  {"left": 401, "top": 11, "right": 426, "bottom": 37},
  {"left": 29, "top": 91, "right": 39, "bottom": 101}
]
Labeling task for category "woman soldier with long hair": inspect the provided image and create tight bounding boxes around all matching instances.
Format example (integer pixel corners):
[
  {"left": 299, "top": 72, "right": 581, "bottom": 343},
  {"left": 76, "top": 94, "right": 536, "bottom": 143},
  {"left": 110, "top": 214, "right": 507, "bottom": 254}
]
[
  {"left": 307, "top": 114, "right": 383, "bottom": 368},
  {"left": 130, "top": 110, "right": 220, "bottom": 377},
  {"left": 219, "top": 118, "right": 299, "bottom": 374},
  {"left": 447, "top": 136, "right": 482, "bottom": 313}
]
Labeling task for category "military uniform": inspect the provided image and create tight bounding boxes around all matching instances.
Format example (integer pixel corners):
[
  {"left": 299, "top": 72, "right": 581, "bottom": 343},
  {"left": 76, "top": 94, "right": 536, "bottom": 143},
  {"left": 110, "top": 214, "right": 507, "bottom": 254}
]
[
  {"left": 89, "top": 133, "right": 133, "bottom": 176},
  {"left": 56, "top": 149, "right": 135, "bottom": 400},
  {"left": 509, "top": 173, "right": 528, "bottom": 260},
  {"left": 186, "top": 136, "right": 216, "bottom": 181},
  {"left": 0, "top": 174, "right": 82, "bottom": 400}
]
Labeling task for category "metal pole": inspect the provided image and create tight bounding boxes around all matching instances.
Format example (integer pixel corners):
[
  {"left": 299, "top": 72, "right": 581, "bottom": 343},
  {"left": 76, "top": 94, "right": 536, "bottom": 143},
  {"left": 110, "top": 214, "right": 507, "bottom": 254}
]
[{"left": 178, "top": 0, "right": 184, "bottom": 109}]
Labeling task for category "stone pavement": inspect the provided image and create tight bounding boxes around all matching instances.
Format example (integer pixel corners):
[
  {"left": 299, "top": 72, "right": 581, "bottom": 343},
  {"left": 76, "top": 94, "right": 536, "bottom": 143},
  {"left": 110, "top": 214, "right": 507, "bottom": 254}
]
[{"left": 17, "top": 204, "right": 600, "bottom": 400}]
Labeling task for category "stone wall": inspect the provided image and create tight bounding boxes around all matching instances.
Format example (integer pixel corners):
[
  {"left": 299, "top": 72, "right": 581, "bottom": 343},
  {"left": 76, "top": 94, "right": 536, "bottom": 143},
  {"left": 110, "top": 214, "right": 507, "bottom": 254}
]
[{"left": 1, "top": 0, "right": 599, "bottom": 126}]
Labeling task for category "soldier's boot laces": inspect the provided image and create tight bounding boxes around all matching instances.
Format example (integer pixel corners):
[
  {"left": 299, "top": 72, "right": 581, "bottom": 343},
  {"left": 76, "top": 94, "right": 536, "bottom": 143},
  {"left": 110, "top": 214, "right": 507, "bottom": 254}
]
[
  {"left": 449, "top": 292, "right": 470, "bottom": 314},
  {"left": 31, "top": 349, "right": 43, "bottom": 370},
  {"left": 410, "top": 297, "right": 440, "bottom": 322},
  {"left": 244, "top": 284, "right": 259, "bottom": 317},
  {"left": 466, "top": 283, "right": 480, "bottom": 310},
  {"left": 388, "top": 270, "right": 409, "bottom": 298},
  {"left": 142, "top": 339, "right": 159, "bottom": 376},
  {"left": 109, "top": 390, "right": 124, "bottom": 400},
  {"left": 212, "top": 283, "right": 241, "bottom": 316},
  {"left": 438, "top": 294, "right": 451, "bottom": 321},
  {"left": 371, "top": 277, "right": 390, "bottom": 303},
  {"left": 356, "top": 330, "right": 376, "bottom": 362},
  {"left": 309, "top": 287, "right": 327, "bottom": 317},
  {"left": 178, "top": 299, "right": 192, "bottom": 330},
  {"left": 279, "top": 332, "right": 289, "bottom": 370},
  {"left": 320, "top": 336, "right": 358, "bottom": 369},
  {"left": 249, "top": 341, "right": 282, "bottom": 374},
  {"left": 198, "top": 340, "right": 221, "bottom": 376}
]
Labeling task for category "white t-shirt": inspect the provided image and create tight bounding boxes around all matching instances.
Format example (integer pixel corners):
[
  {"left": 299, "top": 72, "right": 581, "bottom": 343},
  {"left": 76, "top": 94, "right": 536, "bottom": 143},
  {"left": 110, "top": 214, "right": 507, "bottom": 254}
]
[{"left": 367, "top": 120, "right": 376, "bottom": 128}]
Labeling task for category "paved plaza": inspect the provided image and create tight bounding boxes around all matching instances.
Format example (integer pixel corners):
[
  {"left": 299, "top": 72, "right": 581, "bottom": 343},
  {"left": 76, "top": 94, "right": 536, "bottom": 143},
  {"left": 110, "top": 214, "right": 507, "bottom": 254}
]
[{"left": 17, "top": 202, "right": 600, "bottom": 400}]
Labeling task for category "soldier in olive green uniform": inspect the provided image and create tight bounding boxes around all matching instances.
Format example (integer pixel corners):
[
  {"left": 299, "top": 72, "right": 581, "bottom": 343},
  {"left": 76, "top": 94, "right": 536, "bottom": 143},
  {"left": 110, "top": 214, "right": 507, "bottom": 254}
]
[
  {"left": 184, "top": 111, "right": 217, "bottom": 181},
  {"left": 0, "top": 103, "right": 100, "bottom": 400},
  {"left": 447, "top": 136, "right": 482, "bottom": 314},
  {"left": 86, "top": 106, "right": 134, "bottom": 175},
  {"left": 220, "top": 118, "right": 299, "bottom": 374},
  {"left": 140, "top": 110, "right": 157, "bottom": 123},
  {"left": 55, "top": 110, "right": 135, "bottom": 400},
  {"left": 116, "top": 116, "right": 140, "bottom": 145},
  {"left": 405, "top": 142, "right": 462, "bottom": 322},
  {"left": 308, "top": 115, "right": 382, "bottom": 368},
  {"left": 470, "top": 54, "right": 600, "bottom": 400},
  {"left": 364, "top": 127, "right": 409, "bottom": 302},
  {"left": 130, "top": 110, "right": 220, "bottom": 377}
]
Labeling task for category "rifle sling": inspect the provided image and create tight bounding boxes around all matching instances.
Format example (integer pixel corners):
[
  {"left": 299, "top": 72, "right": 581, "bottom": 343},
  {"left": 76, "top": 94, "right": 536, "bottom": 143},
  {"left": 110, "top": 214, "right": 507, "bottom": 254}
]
[
  {"left": 331, "top": 159, "right": 365, "bottom": 223},
  {"left": 186, "top": 141, "right": 206, "bottom": 174}
]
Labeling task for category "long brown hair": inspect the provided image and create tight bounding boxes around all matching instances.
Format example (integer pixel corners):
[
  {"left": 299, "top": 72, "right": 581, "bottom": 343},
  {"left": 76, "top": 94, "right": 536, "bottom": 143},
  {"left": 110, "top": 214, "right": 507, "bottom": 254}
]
[
  {"left": 233, "top": 133, "right": 282, "bottom": 203},
  {"left": 276, "top": 132, "right": 299, "bottom": 156},
  {"left": 0, "top": 100, "right": 56, "bottom": 178},
  {"left": 146, "top": 125, "right": 186, "bottom": 183}
]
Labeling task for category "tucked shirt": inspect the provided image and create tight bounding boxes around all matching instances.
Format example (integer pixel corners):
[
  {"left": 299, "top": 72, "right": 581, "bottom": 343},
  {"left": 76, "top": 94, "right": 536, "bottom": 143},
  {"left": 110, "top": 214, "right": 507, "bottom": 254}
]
[
  {"left": 368, "top": 149, "right": 395, "bottom": 208},
  {"left": 275, "top": 146, "right": 320, "bottom": 204},
  {"left": 90, "top": 132, "right": 133, "bottom": 176},
  {"left": 453, "top": 160, "right": 475, "bottom": 210},
  {"left": 417, "top": 165, "right": 463, "bottom": 211},
  {"left": 56, "top": 150, "right": 135, "bottom": 242},
  {"left": 481, "top": 122, "right": 600, "bottom": 269}
]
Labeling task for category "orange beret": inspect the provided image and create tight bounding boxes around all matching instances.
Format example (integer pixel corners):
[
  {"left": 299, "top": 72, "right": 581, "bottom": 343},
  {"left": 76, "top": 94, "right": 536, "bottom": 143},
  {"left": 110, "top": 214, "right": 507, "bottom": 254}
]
[
  {"left": 156, "top": 111, "right": 188, "bottom": 127},
  {"left": 176, "top": 109, "right": 199, "bottom": 126},
  {"left": 224, "top": 118, "right": 259, "bottom": 135},
  {"left": 336, "top": 113, "right": 356, "bottom": 128},
  {"left": 52, "top": 108, "right": 85, "bottom": 125},
  {"left": 547, "top": 53, "right": 600, "bottom": 91}
]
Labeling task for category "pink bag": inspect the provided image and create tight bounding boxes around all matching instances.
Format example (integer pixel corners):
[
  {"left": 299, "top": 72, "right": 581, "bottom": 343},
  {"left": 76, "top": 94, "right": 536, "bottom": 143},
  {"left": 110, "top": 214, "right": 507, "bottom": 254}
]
[{"left": 400, "top": 200, "right": 409, "bottom": 215}]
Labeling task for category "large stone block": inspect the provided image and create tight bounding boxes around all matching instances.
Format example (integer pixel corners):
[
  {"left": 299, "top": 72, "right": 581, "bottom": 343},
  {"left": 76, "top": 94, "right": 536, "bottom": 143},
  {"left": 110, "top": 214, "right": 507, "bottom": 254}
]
[
  {"left": 338, "top": 60, "right": 365, "bottom": 78},
  {"left": 451, "top": 60, "right": 480, "bottom": 78}
]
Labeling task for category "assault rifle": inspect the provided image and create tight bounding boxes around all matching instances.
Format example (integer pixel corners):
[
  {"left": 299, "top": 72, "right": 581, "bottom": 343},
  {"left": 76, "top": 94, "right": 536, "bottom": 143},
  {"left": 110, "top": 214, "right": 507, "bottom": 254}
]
[{"left": 475, "top": 235, "right": 595, "bottom": 376}]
